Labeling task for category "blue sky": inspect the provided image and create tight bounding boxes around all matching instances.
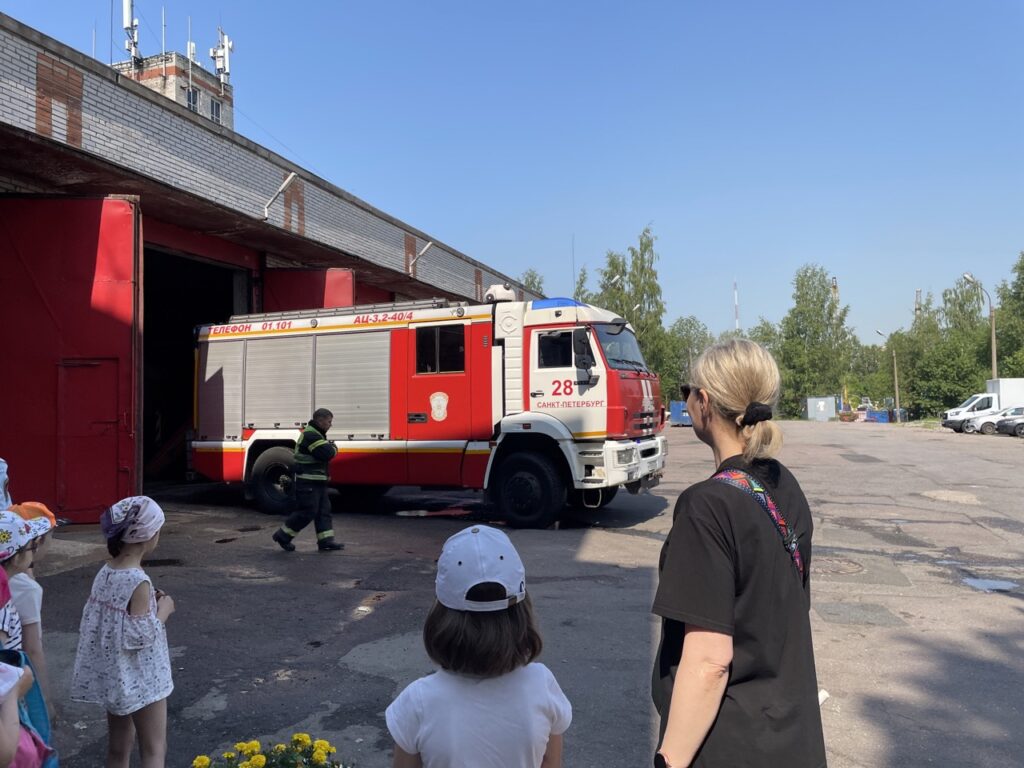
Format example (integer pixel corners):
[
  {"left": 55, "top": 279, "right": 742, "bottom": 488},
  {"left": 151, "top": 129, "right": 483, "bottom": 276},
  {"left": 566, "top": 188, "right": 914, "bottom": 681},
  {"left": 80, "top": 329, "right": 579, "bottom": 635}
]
[{"left": 5, "top": 1, "right": 1023, "bottom": 340}]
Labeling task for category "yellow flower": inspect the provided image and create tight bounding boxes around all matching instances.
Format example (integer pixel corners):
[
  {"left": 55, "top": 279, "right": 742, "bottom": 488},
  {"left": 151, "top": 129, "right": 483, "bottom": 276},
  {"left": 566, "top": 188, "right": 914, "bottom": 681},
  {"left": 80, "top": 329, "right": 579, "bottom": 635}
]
[
  {"left": 311, "top": 749, "right": 328, "bottom": 766},
  {"left": 235, "top": 742, "right": 249, "bottom": 752},
  {"left": 273, "top": 744, "right": 287, "bottom": 753},
  {"left": 222, "top": 753, "right": 236, "bottom": 760},
  {"left": 248, "top": 740, "right": 262, "bottom": 755},
  {"left": 249, "top": 756, "right": 266, "bottom": 768},
  {"left": 239, "top": 762, "right": 251, "bottom": 768},
  {"left": 292, "top": 733, "right": 312, "bottom": 748},
  {"left": 313, "top": 739, "right": 330, "bottom": 752},
  {"left": 191, "top": 757, "right": 211, "bottom": 768}
]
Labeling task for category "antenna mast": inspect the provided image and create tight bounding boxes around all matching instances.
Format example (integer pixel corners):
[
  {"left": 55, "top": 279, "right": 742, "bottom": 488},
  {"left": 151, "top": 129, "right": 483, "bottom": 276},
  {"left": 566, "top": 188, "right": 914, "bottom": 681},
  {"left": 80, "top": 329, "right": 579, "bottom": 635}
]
[
  {"left": 161, "top": 6, "right": 166, "bottom": 79},
  {"left": 122, "top": 0, "right": 140, "bottom": 65},
  {"left": 187, "top": 17, "right": 195, "bottom": 104},
  {"left": 209, "top": 27, "right": 234, "bottom": 94}
]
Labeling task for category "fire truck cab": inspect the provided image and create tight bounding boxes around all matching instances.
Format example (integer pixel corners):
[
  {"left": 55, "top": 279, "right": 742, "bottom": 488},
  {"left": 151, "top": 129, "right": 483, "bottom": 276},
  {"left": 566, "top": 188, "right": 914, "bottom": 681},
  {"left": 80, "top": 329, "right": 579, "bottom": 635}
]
[{"left": 191, "top": 286, "right": 667, "bottom": 528}]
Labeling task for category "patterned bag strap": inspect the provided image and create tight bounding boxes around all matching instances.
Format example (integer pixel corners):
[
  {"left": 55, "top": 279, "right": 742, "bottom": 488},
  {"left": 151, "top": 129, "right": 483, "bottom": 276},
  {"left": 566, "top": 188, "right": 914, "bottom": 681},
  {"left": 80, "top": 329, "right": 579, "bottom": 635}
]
[{"left": 711, "top": 469, "right": 804, "bottom": 578}]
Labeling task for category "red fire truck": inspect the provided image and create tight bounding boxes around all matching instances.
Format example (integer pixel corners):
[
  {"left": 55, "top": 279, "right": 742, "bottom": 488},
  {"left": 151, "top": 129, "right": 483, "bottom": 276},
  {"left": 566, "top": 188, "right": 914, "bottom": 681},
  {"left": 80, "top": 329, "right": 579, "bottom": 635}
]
[{"left": 190, "top": 285, "right": 666, "bottom": 527}]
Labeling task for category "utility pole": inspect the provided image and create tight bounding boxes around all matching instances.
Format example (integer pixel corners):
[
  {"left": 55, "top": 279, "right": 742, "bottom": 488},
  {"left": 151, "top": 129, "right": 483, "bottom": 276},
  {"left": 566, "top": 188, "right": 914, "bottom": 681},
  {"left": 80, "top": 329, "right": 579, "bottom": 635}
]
[
  {"left": 877, "top": 330, "right": 902, "bottom": 422},
  {"left": 891, "top": 347, "right": 901, "bottom": 422}
]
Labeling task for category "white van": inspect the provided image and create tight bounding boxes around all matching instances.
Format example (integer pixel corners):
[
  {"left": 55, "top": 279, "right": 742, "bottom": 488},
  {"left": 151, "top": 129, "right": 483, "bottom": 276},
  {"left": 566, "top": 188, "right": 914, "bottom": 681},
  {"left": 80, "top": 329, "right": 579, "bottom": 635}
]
[{"left": 942, "top": 393, "right": 998, "bottom": 432}]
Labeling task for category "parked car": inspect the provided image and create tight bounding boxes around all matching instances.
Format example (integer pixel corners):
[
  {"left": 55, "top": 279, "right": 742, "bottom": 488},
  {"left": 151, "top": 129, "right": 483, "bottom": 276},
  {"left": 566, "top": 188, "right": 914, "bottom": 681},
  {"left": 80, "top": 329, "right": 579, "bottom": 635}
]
[
  {"left": 995, "top": 412, "right": 1024, "bottom": 437},
  {"left": 966, "top": 405, "right": 1024, "bottom": 435}
]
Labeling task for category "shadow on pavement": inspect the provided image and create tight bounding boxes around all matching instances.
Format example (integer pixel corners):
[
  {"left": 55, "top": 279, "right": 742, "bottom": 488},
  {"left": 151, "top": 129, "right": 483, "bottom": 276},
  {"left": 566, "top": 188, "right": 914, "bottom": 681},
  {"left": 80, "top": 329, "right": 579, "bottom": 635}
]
[
  {"left": 860, "top": 606, "right": 1024, "bottom": 767},
  {"left": 146, "top": 481, "right": 671, "bottom": 530}
]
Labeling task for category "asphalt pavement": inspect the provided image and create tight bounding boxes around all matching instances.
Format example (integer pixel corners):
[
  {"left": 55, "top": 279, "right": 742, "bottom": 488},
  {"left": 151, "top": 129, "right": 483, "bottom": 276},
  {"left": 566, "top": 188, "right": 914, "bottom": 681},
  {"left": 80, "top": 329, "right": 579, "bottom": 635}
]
[{"left": 35, "top": 422, "right": 1024, "bottom": 767}]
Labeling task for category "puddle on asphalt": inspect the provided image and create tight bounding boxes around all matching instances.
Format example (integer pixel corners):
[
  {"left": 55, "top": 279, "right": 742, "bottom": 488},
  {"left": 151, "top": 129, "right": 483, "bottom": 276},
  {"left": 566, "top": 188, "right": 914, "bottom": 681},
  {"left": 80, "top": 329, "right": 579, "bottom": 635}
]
[{"left": 962, "top": 578, "right": 1018, "bottom": 592}]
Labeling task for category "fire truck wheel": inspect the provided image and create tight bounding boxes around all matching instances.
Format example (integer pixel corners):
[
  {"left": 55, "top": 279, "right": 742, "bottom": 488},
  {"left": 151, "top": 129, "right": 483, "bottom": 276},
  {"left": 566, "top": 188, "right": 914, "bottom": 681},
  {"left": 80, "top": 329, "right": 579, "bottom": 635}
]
[
  {"left": 569, "top": 486, "right": 619, "bottom": 510},
  {"left": 251, "top": 447, "right": 297, "bottom": 515},
  {"left": 495, "top": 453, "right": 566, "bottom": 529}
]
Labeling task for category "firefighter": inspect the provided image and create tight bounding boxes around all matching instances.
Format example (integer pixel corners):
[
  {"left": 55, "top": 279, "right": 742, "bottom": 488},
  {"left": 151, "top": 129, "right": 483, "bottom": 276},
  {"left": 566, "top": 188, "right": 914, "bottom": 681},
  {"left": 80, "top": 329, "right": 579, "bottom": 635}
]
[{"left": 272, "top": 408, "right": 344, "bottom": 552}]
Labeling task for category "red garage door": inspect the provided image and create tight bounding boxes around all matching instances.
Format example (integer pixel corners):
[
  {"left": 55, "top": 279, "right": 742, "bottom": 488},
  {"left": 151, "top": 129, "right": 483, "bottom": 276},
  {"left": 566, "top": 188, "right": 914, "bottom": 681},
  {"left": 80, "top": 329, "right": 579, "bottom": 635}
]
[{"left": 0, "top": 197, "right": 140, "bottom": 521}]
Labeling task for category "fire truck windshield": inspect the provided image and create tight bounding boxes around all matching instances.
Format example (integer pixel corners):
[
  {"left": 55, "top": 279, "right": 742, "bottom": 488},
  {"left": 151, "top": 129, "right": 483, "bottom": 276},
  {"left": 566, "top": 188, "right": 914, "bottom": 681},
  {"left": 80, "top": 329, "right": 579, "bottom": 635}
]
[{"left": 594, "top": 324, "right": 649, "bottom": 372}]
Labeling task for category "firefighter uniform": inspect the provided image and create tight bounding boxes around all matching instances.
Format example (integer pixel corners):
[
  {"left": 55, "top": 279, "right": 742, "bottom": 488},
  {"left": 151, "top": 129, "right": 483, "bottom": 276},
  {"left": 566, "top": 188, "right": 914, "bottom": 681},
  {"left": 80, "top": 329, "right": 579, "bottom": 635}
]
[{"left": 273, "top": 421, "right": 343, "bottom": 551}]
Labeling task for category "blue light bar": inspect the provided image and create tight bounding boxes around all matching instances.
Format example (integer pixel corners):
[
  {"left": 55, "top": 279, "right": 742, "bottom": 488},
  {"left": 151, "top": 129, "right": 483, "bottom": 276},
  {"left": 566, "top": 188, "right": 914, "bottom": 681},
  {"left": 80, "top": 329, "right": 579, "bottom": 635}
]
[{"left": 531, "top": 298, "right": 585, "bottom": 309}]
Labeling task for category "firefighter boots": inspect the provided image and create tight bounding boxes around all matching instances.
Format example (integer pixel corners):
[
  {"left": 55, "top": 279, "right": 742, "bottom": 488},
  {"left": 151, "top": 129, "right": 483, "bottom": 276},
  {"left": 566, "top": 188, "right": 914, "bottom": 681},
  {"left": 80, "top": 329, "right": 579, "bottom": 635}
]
[{"left": 272, "top": 529, "right": 296, "bottom": 552}]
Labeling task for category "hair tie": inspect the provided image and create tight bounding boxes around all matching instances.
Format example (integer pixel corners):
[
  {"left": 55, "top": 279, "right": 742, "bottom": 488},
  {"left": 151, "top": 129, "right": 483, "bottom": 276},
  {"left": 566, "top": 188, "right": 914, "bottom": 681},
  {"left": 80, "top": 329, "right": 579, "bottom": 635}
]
[{"left": 741, "top": 402, "right": 773, "bottom": 426}]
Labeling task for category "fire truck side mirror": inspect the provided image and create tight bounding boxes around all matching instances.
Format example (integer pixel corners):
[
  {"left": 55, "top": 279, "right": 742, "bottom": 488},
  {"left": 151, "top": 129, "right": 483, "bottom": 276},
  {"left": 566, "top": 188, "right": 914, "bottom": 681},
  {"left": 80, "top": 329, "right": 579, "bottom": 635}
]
[{"left": 572, "top": 328, "right": 595, "bottom": 371}]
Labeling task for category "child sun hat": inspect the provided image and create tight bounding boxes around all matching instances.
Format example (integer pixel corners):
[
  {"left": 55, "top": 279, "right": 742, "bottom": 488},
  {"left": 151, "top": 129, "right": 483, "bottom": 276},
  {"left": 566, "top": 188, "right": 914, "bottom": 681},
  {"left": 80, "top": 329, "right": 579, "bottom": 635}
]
[
  {"left": 12, "top": 501, "right": 69, "bottom": 530},
  {"left": 436, "top": 525, "right": 527, "bottom": 612},
  {"left": 101, "top": 496, "right": 165, "bottom": 543},
  {"left": 20, "top": 515, "right": 51, "bottom": 544},
  {"left": 0, "top": 511, "right": 32, "bottom": 562}
]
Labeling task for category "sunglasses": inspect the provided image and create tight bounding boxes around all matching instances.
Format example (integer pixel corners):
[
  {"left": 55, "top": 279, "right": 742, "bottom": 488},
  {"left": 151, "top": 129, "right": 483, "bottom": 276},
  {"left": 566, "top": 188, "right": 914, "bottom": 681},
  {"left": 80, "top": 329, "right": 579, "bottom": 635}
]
[{"left": 681, "top": 384, "right": 698, "bottom": 401}]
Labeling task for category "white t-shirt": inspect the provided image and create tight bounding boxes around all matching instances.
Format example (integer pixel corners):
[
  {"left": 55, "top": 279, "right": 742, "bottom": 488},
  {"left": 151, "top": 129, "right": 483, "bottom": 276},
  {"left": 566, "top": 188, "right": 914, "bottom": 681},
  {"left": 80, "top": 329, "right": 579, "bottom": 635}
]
[
  {"left": 386, "top": 663, "right": 572, "bottom": 768},
  {"left": 9, "top": 574, "right": 42, "bottom": 628}
]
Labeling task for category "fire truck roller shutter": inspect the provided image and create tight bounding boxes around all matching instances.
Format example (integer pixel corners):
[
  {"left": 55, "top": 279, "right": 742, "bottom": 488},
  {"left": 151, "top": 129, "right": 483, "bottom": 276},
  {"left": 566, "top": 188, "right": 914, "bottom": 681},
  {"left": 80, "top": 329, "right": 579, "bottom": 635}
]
[
  {"left": 196, "top": 340, "right": 244, "bottom": 440},
  {"left": 243, "top": 336, "right": 314, "bottom": 429},
  {"left": 314, "top": 331, "right": 390, "bottom": 438}
]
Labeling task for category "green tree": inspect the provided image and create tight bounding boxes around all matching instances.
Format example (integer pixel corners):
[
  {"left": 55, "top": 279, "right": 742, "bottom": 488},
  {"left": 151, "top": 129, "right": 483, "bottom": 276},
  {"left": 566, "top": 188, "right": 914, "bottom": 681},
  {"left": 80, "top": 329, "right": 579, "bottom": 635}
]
[
  {"left": 996, "top": 252, "right": 1024, "bottom": 377},
  {"left": 519, "top": 268, "right": 545, "bottom": 296},
  {"left": 583, "top": 227, "right": 670, "bottom": 397},
  {"left": 847, "top": 342, "right": 889, "bottom": 407},
  {"left": 667, "top": 316, "right": 715, "bottom": 384},
  {"left": 888, "top": 292, "right": 985, "bottom": 418},
  {"left": 747, "top": 318, "right": 782, "bottom": 358},
  {"left": 776, "top": 265, "right": 857, "bottom": 416},
  {"left": 573, "top": 266, "right": 592, "bottom": 303},
  {"left": 591, "top": 251, "right": 630, "bottom": 317}
]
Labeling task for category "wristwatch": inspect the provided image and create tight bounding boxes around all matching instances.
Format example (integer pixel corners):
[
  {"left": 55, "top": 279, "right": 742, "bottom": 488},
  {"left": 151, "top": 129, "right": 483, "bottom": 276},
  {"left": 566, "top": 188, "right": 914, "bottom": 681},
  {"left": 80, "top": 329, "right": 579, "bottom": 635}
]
[{"left": 654, "top": 752, "right": 672, "bottom": 768}]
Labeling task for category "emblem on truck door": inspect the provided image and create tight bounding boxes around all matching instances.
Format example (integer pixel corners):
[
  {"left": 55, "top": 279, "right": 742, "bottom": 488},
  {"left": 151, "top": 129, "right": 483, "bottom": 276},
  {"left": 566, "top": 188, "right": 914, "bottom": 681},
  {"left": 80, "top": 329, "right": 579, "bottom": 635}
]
[{"left": 430, "top": 392, "right": 449, "bottom": 422}]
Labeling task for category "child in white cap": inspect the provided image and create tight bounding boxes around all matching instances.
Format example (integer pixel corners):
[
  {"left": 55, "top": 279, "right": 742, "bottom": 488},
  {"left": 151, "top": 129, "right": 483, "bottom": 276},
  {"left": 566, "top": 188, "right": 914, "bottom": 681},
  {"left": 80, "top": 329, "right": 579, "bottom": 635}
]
[
  {"left": 71, "top": 497, "right": 175, "bottom": 768},
  {"left": 386, "top": 525, "right": 572, "bottom": 768}
]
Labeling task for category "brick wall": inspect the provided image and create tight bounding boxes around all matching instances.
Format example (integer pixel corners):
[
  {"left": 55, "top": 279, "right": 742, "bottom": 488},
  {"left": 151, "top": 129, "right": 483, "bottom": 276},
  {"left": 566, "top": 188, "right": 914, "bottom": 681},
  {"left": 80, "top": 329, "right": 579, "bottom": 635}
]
[{"left": 0, "top": 14, "right": 537, "bottom": 304}]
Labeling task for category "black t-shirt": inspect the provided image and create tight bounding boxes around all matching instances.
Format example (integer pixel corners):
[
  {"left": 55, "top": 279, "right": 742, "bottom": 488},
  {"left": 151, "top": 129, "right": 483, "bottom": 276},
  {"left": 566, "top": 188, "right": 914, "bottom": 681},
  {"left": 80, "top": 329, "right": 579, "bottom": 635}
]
[{"left": 652, "top": 455, "right": 827, "bottom": 768}]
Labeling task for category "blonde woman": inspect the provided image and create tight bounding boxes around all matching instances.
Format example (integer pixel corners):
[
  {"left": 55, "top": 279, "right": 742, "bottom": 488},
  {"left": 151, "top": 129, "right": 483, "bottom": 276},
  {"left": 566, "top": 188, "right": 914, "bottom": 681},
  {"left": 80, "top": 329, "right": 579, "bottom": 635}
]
[{"left": 652, "top": 339, "right": 826, "bottom": 768}]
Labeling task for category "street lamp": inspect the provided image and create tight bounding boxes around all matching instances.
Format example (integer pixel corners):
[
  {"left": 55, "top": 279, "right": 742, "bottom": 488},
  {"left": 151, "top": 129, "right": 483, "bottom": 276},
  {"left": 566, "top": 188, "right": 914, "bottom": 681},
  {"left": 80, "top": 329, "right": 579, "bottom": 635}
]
[
  {"left": 876, "top": 330, "right": 902, "bottom": 422},
  {"left": 963, "top": 272, "right": 998, "bottom": 379}
]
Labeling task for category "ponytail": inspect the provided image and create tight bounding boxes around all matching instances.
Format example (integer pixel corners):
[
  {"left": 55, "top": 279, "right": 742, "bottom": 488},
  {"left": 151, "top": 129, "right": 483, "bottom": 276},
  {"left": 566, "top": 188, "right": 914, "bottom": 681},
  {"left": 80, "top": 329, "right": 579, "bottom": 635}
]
[
  {"left": 107, "top": 530, "right": 126, "bottom": 558},
  {"left": 693, "top": 339, "right": 784, "bottom": 461}
]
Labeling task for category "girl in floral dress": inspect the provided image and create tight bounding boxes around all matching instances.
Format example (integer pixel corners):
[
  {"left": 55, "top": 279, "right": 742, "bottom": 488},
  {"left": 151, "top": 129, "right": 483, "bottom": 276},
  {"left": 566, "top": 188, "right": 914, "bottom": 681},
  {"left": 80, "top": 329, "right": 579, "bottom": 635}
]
[{"left": 71, "top": 497, "right": 176, "bottom": 768}]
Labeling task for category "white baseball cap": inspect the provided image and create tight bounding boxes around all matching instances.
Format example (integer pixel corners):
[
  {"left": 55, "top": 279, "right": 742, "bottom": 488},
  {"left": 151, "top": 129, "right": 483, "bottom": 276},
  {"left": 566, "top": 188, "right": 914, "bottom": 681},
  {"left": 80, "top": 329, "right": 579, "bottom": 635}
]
[{"left": 436, "top": 525, "right": 527, "bottom": 612}]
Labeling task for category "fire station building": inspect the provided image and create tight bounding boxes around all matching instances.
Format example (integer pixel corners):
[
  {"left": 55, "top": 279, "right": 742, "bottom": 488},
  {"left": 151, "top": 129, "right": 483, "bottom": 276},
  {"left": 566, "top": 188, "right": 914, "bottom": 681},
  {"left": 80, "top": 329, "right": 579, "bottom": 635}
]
[{"left": 0, "top": 13, "right": 534, "bottom": 520}]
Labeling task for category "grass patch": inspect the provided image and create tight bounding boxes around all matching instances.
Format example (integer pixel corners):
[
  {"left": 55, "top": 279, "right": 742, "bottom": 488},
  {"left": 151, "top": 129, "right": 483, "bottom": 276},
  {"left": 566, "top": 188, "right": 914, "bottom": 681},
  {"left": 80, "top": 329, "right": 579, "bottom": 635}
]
[{"left": 902, "top": 418, "right": 941, "bottom": 430}]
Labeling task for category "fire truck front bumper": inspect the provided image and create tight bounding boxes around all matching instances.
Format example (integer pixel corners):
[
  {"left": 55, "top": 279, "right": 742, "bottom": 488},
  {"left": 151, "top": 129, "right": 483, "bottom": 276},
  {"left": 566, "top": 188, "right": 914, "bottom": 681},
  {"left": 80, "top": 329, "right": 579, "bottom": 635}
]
[{"left": 573, "top": 434, "right": 667, "bottom": 490}]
